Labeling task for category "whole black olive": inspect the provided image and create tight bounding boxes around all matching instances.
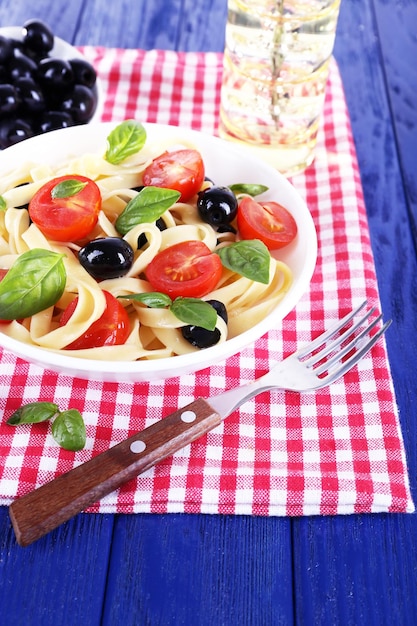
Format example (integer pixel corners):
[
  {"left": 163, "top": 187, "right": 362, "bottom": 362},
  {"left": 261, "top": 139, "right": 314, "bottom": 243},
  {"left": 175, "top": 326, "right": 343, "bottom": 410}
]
[
  {"left": 197, "top": 186, "right": 238, "bottom": 228},
  {"left": 9, "top": 48, "right": 38, "bottom": 82},
  {"left": 69, "top": 58, "right": 97, "bottom": 88},
  {"left": 0, "top": 116, "right": 34, "bottom": 149},
  {"left": 0, "top": 84, "right": 20, "bottom": 115},
  {"left": 78, "top": 237, "right": 134, "bottom": 280},
  {"left": 38, "top": 110, "right": 74, "bottom": 134},
  {"left": 22, "top": 19, "right": 54, "bottom": 55},
  {"left": 0, "top": 35, "right": 13, "bottom": 64},
  {"left": 37, "top": 57, "right": 74, "bottom": 90},
  {"left": 15, "top": 77, "right": 45, "bottom": 114},
  {"left": 181, "top": 300, "right": 228, "bottom": 348},
  {"left": 60, "top": 84, "right": 97, "bottom": 123}
]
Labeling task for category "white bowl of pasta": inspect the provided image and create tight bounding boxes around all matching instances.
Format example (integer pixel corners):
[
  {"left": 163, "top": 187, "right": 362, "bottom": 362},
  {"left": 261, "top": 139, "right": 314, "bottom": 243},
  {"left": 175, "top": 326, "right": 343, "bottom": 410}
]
[{"left": 0, "top": 121, "right": 317, "bottom": 382}]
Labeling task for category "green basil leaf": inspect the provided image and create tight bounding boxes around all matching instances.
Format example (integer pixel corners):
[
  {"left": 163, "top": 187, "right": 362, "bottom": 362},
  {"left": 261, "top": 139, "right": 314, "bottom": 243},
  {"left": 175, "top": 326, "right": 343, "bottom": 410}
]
[
  {"left": 118, "top": 291, "right": 172, "bottom": 308},
  {"left": 51, "top": 409, "right": 86, "bottom": 451},
  {"left": 0, "top": 196, "right": 6, "bottom": 211},
  {"left": 217, "top": 239, "right": 271, "bottom": 285},
  {"left": 51, "top": 179, "right": 87, "bottom": 199},
  {"left": 105, "top": 120, "right": 147, "bottom": 165},
  {"left": 115, "top": 186, "right": 181, "bottom": 235},
  {"left": 229, "top": 183, "right": 269, "bottom": 197},
  {"left": 170, "top": 297, "right": 217, "bottom": 331},
  {"left": 0, "top": 248, "right": 67, "bottom": 320},
  {"left": 7, "top": 402, "right": 59, "bottom": 425}
]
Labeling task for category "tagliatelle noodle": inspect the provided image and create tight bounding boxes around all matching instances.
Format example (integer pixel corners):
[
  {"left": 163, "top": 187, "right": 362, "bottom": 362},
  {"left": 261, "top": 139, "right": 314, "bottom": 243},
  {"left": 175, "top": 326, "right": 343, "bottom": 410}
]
[{"left": 0, "top": 139, "right": 294, "bottom": 360}]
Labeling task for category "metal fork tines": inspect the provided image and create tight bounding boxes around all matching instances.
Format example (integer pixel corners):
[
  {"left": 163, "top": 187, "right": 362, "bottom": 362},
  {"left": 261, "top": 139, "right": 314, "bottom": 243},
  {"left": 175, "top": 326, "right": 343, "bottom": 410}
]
[{"left": 294, "top": 300, "right": 392, "bottom": 386}]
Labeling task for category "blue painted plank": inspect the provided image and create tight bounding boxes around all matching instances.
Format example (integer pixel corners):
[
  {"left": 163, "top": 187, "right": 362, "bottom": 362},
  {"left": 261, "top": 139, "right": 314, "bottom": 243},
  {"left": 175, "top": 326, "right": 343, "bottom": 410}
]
[
  {"left": 291, "top": 0, "right": 417, "bottom": 623},
  {"left": 102, "top": 513, "right": 294, "bottom": 626},
  {"left": 0, "top": 507, "right": 115, "bottom": 626}
]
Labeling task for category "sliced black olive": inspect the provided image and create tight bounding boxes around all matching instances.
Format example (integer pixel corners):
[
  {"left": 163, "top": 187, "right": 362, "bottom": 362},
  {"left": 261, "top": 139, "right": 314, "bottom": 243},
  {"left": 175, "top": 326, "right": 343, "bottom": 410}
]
[
  {"left": 138, "top": 217, "right": 167, "bottom": 249},
  {"left": 197, "top": 186, "right": 238, "bottom": 228},
  {"left": 181, "top": 300, "right": 228, "bottom": 348},
  {"left": 0, "top": 35, "right": 13, "bottom": 64},
  {"left": 78, "top": 237, "right": 134, "bottom": 280}
]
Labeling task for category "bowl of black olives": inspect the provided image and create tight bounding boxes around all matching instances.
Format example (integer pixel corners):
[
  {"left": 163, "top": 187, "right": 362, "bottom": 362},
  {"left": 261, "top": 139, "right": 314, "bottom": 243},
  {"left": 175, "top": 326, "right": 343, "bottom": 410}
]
[{"left": 0, "top": 20, "right": 103, "bottom": 150}]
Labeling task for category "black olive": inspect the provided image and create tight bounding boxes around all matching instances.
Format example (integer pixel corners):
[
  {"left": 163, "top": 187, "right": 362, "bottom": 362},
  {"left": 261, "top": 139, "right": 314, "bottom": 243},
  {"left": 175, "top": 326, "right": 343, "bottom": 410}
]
[
  {"left": 59, "top": 84, "right": 97, "bottom": 123},
  {"left": 38, "top": 110, "right": 74, "bottom": 133},
  {"left": 78, "top": 237, "right": 134, "bottom": 280},
  {"left": 138, "top": 217, "right": 167, "bottom": 249},
  {"left": 181, "top": 300, "right": 228, "bottom": 349},
  {"left": 69, "top": 58, "right": 97, "bottom": 88},
  {"left": 37, "top": 57, "right": 74, "bottom": 91},
  {"left": 22, "top": 19, "right": 54, "bottom": 55},
  {"left": 0, "top": 84, "right": 20, "bottom": 115},
  {"left": 197, "top": 186, "right": 238, "bottom": 228},
  {"left": 0, "top": 116, "right": 34, "bottom": 149},
  {"left": 0, "top": 35, "right": 13, "bottom": 64},
  {"left": 15, "top": 77, "right": 45, "bottom": 114},
  {"left": 9, "top": 48, "right": 38, "bottom": 82}
]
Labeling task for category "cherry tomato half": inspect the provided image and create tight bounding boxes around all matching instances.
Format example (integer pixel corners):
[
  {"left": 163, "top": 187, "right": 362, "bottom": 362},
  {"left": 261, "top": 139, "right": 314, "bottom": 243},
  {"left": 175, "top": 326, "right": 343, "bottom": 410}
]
[
  {"left": 237, "top": 197, "right": 298, "bottom": 250},
  {"left": 60, "top": 290, "right": 130, "bottom": 350},
  {"left": 145, "top": 240, "right": 222, "bottom": 299},
  {"left": 29, "top": 174, "right": 101, "bottom": 242},
  {"left": 142, "top": 149, "right": 205, "bottom": 202}
]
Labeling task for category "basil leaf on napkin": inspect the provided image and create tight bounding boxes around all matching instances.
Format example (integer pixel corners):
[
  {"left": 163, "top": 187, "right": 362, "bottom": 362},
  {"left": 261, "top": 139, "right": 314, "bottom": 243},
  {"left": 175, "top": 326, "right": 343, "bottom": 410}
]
[
  {"left": 216, "top": 239, "right": 271, "bottom": 285},
  {"left": 105, "top": 120, "right": 147, "bottom": 165},
  {"left": 115, "top": 186, "right": 180, "bottom": 235},
  {"left": 0, "top": 248, "right": 66, "bottom": 320},
  {"left": 51, "top": 409, "right": 86, "bottom": 452},
  {"left": 7, "top": 402, "right": 60, "bottom": 425}
]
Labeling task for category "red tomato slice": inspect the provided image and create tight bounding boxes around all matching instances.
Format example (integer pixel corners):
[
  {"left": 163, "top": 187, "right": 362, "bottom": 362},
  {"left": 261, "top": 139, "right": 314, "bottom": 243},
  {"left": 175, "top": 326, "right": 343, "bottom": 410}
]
[
  {"left": 237, "top": 197, "right": 298, "bottom": 250},
  {"left": 145, "top": 240, "right": 222, "bottom": 298},
  {"left": 142, "top": 149, "right": 205, "bottom": 202},
  {"left": 29, "top": 174, "right": 101, "bottom": 242},
  {"left": 60, "top": 290, "right": 130, "bottom": 350}
]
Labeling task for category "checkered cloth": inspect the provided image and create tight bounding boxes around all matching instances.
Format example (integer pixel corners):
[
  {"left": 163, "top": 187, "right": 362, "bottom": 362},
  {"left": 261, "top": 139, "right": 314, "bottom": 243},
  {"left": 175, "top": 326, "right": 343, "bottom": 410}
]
[{"left": 0, "top": 48, "right": 414, "bottom": 516}]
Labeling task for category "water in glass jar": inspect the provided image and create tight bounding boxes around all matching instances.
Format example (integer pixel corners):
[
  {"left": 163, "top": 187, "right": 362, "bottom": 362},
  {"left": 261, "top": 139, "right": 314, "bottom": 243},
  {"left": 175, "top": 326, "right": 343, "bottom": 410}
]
[{"left": 219, "top": 0, "right": 341, "bottom": 175}]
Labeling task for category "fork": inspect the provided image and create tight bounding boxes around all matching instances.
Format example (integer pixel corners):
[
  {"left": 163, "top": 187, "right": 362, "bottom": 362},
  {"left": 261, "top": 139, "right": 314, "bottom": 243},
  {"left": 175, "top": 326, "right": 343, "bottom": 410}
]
[{"left": 9, "top": 300, "right": 391, "bottom": 546}]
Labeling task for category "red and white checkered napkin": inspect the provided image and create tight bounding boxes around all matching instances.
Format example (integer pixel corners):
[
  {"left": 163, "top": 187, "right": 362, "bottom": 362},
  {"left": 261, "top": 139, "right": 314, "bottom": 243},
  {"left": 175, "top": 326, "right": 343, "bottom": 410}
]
[{"left": 0, "top": 48, "right": 414, "bottom": 516}]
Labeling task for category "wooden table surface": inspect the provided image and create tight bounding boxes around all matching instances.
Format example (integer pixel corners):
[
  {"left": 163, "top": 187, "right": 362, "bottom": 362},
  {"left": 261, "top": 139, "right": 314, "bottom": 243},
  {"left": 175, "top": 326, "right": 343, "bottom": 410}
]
[{"left": 1, "top": 1, "right": 416, "bottom": 624}]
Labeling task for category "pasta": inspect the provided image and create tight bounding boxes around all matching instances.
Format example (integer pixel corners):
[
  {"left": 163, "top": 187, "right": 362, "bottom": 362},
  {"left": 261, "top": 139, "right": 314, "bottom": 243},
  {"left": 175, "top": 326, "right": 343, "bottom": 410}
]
[{"left": 0, "top": 133, "right": 293, "bottom": 361}]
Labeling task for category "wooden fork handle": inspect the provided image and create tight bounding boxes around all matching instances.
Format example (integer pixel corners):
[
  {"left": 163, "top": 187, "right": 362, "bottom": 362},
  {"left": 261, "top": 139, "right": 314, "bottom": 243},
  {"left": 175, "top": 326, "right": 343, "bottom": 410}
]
[{"left": 9, "top": 398, "right": 221, "bottom": 547}]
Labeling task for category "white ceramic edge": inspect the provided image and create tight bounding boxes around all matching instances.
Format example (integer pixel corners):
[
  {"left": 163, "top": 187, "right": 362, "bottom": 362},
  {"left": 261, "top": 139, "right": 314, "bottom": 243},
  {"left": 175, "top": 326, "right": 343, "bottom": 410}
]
[
  {"left": 0, "top": 122, "right": 317, "bottom": 382},
  {"left": 0, "top": 26, "right": 103, "bottom": 123}
]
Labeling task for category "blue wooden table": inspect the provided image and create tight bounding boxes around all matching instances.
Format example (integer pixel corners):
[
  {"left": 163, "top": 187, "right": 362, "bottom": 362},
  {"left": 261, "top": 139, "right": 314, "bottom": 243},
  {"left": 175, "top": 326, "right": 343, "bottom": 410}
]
[{"left": 1, "top": 1, "right": 416, "bottom": 624}]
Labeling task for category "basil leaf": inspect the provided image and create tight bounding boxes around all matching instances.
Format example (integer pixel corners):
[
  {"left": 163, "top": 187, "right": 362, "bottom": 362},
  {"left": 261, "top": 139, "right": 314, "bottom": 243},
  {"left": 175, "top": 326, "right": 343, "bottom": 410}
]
[
  {"left": 118, "top": 291, "right": 173, "bottom": 308},
  {"left": 217, "top": 239, "right": 271, "bottom": 285},
  {"left": 115, "top": 186, "right": 181, "bottom": 235},
  {"left": 170, "top": 297, "right": 217, "bottom": 331},
  {"left": 105, "top": 120, "right": 147, "bottom": 165},
  {"left": 7, "top": 402, "right": 59, "bottom": 425},
  {"left": 0, "top": 248, "right": 67, "bottom": 320},
  {"left": 51, "top": 179, "right": 87, "bottom": 199},
  {"left": 0, "top": 196, "right": 6, "bottom": 211},
  {"left": 51, "top": 409, "right": 86, "bottom": 451},
  {"left": 229, "top": 183, "right": 269, "bottom": 197}
]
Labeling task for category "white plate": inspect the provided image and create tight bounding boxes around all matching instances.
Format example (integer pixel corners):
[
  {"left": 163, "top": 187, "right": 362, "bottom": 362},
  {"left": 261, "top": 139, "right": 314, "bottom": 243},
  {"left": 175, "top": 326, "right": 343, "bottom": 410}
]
[
  {"left": 0, "top": 122, "right": 317, "bottom": 381},
  {"left": 0, "top": 26, "right": 103, "bottom": 123}
]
